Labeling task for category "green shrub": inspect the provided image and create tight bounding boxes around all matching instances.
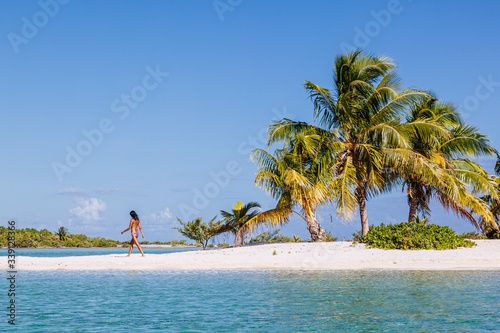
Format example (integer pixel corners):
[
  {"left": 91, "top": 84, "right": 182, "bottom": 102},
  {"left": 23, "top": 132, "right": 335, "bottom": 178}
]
[
  {"left": 325, "top": 231, "right": 338, "bottom": 242},
  {"left": 460, "top": 231, "right": 487, "bottom": 239},
  {"left": 352, "top": 224, "right": 376, "bottom": 242},
  {"left": 173, "top": 216, "right": 223, "bottom": 250},
  {"left": 217, "top": 243, "right": 230, "bottom": 247},
  {"left": 360, "top": 222, "right": 476, "bottom": 250}
]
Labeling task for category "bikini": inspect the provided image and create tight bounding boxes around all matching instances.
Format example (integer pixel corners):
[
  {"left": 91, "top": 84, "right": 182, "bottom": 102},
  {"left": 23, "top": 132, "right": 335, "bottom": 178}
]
[{"left": 131, "top": 220, "right": 139, "bottom": 238}]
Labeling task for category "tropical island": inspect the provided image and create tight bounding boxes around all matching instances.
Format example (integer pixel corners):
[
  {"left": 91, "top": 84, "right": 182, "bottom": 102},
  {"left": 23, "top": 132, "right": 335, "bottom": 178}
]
[
  {"left": 5, "top": 50, "right": 500, "bottom": 271},
  {"left": 171, "top": 50, "right": 500, "bottom": 249}
]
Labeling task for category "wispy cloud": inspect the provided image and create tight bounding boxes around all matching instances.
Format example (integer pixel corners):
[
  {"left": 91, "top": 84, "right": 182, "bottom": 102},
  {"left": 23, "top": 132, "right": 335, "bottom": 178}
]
[
  {"left": 94, "top": 188, "right": 119, "bottom": 195},
  {"left": 54, "top": 187, "right": 86, "bottom": 196}
]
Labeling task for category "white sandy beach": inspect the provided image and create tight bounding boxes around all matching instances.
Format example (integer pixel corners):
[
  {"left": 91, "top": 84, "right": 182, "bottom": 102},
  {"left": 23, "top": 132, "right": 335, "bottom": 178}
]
[{"left": 5, "top": 240, "right": 500, "bottom": 271}]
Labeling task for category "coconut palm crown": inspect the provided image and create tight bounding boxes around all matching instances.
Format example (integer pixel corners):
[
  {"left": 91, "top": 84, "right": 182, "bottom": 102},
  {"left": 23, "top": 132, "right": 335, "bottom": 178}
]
[
  {"left": 259, "top": 50, "right": 430, "bottom": 236},
  {"left": 242, "top": 128, "right": 335, "bottom": 243},
  {"left": 400, "top": 97, "right": 498, "bottom": 229}
]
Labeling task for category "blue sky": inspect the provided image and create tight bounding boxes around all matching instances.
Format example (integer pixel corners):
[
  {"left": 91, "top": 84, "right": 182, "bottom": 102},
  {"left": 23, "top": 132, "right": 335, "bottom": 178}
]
[{"left": 1, "top": 0, "right": 500, "bottom": 242}]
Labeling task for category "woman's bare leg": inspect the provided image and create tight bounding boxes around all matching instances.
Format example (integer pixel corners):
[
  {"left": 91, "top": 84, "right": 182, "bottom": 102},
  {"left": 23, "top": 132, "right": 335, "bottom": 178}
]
[
  {"left": 132, "top": 236, "right": 145, "bottom": 256},
  {"left": 127, "top": 239, "right": 134, "bottom": 256}
]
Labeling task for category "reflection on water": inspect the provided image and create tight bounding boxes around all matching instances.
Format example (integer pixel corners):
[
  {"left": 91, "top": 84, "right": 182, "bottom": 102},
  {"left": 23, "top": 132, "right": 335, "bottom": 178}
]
[{"left": 15, "top": 270, "right": 500, "bottom": 332}]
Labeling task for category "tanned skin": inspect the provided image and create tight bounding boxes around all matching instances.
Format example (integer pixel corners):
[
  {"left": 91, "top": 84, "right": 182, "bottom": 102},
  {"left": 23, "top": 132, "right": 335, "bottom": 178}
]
[{"left": 121, "top": 218, "right": 145, "bottom": 257}]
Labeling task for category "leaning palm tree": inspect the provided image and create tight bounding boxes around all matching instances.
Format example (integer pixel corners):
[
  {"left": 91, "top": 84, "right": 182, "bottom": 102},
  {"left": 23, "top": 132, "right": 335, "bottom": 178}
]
[
  {"left": 218, "top": 201, "right": 261, "bottom": 246},
  {"left": 400, "top": 97, "right": 498, "bottom": 228},
  {"left": 239, "top": 129, "right": 336, "bottom": 244},
  {"left": 264, "top": 50, "right": 430, "bottom": 236}
]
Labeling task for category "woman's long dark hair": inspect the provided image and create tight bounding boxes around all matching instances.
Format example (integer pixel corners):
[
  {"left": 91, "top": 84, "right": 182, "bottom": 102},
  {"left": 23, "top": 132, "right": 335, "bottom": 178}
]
[{"left": 130, "top": 210, "right": 139, "bottom": 221}]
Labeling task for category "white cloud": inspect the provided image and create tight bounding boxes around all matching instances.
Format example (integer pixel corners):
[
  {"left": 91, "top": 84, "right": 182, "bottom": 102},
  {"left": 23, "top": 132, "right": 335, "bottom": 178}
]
[
  {"left": 149, "top": 207, "right": 173, "bottom": 221},
  {"left": 143, "top": 207, "right": 174, "bottom": 233},
  {"left": 69, "top": 197, "right": 106, "bottom": 222}
]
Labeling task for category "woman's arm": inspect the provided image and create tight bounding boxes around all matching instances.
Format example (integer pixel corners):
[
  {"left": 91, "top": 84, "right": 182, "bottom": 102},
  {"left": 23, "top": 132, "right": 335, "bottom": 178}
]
[{"left": 121, "top": 220, "right": 133, "bottom": 234}]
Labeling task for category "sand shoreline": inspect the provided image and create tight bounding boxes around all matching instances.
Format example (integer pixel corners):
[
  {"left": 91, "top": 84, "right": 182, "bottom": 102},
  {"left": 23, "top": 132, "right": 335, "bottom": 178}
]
[
  {"left": 4, "top": 240, "right": 500, "bottom": 271},
  {"left": 1, "top": 244, "right": 197, "bottom": 249}
]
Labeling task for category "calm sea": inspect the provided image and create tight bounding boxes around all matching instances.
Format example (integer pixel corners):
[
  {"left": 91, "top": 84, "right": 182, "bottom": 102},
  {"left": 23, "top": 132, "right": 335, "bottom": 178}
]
[{"left": 7, "top": 270, "right": 500, "bottom": 332}]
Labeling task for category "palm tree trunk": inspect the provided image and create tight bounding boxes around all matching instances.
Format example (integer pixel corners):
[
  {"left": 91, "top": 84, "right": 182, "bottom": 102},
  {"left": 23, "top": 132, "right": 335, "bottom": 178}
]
[
  {"left": 233, "top": 228, "right": 245, "bottom": 247},
  {"left": 306, "top": 216, "right": 326, "bottom": 242},
  {"left": 356, "top": 184, "right": 369, "bottom": 236},
  {"left": 408, "top": 185, "right": 418, "bottom": 222}
]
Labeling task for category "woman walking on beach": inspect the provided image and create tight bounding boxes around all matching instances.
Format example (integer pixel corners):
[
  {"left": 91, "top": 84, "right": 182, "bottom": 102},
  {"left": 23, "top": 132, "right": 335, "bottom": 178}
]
[{"left": 121, "top": 210, "right": 145, "bottom": 257}]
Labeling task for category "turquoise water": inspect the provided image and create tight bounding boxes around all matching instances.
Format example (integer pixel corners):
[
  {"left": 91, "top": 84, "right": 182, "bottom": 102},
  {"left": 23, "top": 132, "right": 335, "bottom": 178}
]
[
  {"left": 8, "top": 270, "right": 500, "bottom": 332},
  {"left": 2, "top": 247, "right": 200, "bottom": 257}
]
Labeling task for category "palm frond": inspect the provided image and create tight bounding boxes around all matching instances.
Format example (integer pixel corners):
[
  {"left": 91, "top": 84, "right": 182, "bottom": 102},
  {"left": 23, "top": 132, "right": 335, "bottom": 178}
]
[{"left": 331, "top": 156, "right": 358, "bottom": 220}]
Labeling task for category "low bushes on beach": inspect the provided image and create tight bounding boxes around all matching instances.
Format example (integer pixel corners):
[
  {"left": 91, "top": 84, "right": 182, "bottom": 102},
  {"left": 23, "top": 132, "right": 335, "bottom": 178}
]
[
  {"left": 247, "top": 229, "right": 336, "bottom": 243},
  {"left": 138, "top": 239, "right": 197, "bottom": 246},
  {"left": 360, "top": 222, "right": 476, "bottom": 250},
  {"left": 460, "top": 232, "right": 487, "bottom": 240},
  {"left": 249, "top": 230, "right": 293, "bottom": 243}
]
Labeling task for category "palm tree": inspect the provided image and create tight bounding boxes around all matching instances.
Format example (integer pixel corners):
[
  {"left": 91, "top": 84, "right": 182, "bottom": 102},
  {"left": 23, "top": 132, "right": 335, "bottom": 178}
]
[
  {"left": 263, "top": 50, "right": 430, "bottom": 236},
  {"left": 218, "top": 201, "right": 261, "bottom": 246},
  {"left": 478, "top": 157, "right": 500, "bottom": 236},
  {"left": 400, "top": 97, "right": 498, "bottom": 228},
  {"left": 56, "top": 227, "right": 68, "bottom": 241},
  {"left": 243, "top": 129, "right": 335, "bottom": 243}
]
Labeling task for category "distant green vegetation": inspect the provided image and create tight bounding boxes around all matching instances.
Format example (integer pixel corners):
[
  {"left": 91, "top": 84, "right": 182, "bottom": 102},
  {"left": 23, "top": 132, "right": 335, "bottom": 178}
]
[
  {"left": 2, "top": 227, "right": 206, "bottom": 248},
  {"left": 0, "top": 227, "right": 120, "bottom": 248},
  {"left": 360, "top": 222, "right": 476, "bottom": 250},
  {"left": 250, "top": 229, "right": 292, "bottom": 243},
  {"left": 137, "top": 239, "right": 197, "bottom": 246}
]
